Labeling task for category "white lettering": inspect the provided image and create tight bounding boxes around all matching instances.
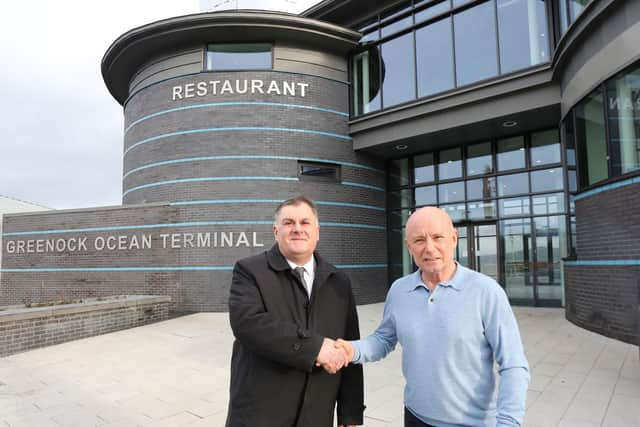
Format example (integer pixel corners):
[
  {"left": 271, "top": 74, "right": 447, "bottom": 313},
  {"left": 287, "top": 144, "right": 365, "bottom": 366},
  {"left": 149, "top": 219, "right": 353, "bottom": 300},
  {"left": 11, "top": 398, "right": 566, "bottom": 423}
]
[
  {"left": 220, "top": 80, "right": 233, "bottom": 94},
  {"left": 297, "top": 83, "right": 309, "bottom": 97},
  {"left": 266, "top": 80, "right": 281, "bottom": 95},
  {"left": 95, "top": 237, "right": 105, "bottom": 251},
  {"left": 172, "top": 85, "right": 183, "bottom": 100},
  {"left": 253, "top": 232, "right": 264, "bottom": 247},
  {"left": 235, "top": 79, "right": 248, "bottom": 94},
  {"left": 6, "top": 240, "right": 15, "bottom": 254},
  {"left": 198, "top": 233, "right": 211, "bottom": 248},
  {"left": 184, "top": 83, "right": 195, "bottom": 98},
  {"left": 251, "top": 79, "right": 264, "bottom": 94},
  {"left": 196, "top": 81, "right": 208, "bottom": 96},
  {"left": 236, "top": 232, "right": 250, "bottom": 247}
]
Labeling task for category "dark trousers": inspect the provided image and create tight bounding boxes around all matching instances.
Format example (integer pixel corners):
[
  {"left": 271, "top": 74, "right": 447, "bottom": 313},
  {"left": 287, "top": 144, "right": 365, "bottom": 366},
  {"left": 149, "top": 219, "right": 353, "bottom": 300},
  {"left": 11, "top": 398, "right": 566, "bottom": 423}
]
[{"left": 404, "top": 407, "right": 435, "bottom": 427}]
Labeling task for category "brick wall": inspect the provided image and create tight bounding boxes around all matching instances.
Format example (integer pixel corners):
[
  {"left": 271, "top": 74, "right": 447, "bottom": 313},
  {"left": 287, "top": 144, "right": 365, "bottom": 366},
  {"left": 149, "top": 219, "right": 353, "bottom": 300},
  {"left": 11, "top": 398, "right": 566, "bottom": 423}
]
[
  {"left": 564, "top": 180, "right": 640, "bottom": 345},
  {"left": 0, "top": 296, "right": 170, "bottom": 357}
]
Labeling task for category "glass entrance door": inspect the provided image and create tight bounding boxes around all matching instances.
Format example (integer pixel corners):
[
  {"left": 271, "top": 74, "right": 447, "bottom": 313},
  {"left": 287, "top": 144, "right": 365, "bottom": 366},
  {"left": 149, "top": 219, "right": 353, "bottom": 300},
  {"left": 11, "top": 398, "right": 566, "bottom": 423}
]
[{"left": 455, "top": 222, "right": 499, "bottom": 282}]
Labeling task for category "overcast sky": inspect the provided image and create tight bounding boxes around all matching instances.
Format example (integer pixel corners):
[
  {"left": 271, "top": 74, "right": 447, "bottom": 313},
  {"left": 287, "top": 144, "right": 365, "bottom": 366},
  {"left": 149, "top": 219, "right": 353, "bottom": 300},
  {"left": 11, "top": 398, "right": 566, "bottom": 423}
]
[{"left": 0, "top": 0, "right": 321, "bottom": 210}]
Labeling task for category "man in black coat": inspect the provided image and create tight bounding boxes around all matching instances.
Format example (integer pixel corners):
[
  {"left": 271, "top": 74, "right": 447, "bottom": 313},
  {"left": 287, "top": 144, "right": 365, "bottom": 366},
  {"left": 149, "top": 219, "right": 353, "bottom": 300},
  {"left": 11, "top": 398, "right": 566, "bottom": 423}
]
[{"left": 226, "top": 196, "right": 364, "bottom": 427}]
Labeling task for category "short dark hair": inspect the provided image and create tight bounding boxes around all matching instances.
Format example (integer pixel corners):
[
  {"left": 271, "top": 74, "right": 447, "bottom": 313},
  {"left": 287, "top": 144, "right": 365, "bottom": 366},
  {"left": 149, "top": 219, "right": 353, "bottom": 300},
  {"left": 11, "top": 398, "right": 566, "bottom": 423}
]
[{"left": 274, "top": 196, "right": 318, "bottom": 223}]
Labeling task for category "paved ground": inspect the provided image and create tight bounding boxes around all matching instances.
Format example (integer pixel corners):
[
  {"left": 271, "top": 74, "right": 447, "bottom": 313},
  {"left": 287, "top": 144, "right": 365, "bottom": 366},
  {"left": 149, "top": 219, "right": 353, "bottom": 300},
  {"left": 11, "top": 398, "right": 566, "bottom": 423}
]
[{"left": 0, "top": 304, "right": 638, "bottom": 427}]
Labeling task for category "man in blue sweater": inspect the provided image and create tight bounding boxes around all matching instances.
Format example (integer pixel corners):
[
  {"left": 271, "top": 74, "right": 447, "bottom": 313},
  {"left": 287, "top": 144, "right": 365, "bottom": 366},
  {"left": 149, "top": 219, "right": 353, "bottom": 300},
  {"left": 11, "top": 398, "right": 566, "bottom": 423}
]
[{"left": 338, "top": 206, "right": 529, "bottom": 427}]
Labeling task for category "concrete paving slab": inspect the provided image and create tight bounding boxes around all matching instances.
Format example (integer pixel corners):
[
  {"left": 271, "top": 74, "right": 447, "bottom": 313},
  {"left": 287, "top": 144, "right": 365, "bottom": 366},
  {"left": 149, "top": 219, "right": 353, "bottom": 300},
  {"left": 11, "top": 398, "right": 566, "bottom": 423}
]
[{"left": 0, "top": 305, "right": 637, "bottom": 427}]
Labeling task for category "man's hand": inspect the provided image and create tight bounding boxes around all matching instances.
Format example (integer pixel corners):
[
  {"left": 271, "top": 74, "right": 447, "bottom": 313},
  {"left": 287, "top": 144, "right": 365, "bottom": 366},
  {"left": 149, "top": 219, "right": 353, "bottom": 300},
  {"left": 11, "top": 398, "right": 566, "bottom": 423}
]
[
  {"left": 335, "top": 339, "right": 355, "bottom": 363},
  {"left": 316, "top": 338, "right": 348, "bottom": 374}
]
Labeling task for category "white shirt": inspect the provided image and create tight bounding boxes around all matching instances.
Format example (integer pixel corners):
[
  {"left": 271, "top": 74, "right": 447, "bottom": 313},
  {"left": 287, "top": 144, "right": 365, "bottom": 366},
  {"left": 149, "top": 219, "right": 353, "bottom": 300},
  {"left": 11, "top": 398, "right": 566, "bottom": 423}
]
[{"left": 286, "top": 256, "right": 315, "bottom": 298}]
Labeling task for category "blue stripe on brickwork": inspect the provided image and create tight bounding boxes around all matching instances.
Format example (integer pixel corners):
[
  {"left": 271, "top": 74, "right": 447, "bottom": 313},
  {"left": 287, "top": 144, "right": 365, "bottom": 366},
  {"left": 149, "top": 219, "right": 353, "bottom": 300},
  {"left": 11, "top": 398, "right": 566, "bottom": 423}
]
[
  {"left": 341, "top": 181, "right": 385, "bottom": 192},
  {"left": 124, "top": 127, "right": 352, "bottom": 155},
  {"left": 124, "top": 155, "right": 384, "bottom": 178},
  {"left": 564, "top": 260, "right": 640, "bottom": 266},
  {"left": 0, "top": 264, "right": 387, "bottom": 273},
  {"left": 123, "top": 176, "right": 298, "bottom": 196},
  {"left": 170, "top": 199, "right": 386, "bottom": 212},
  {"left": 125, "top": 102, "right": 349, "bottom": 133},
  {"left": 2, "top": 221, "right": 385, "bottom": 237},
  {"left": 574, "top": 176, "right": 639, "bottom": 200}
]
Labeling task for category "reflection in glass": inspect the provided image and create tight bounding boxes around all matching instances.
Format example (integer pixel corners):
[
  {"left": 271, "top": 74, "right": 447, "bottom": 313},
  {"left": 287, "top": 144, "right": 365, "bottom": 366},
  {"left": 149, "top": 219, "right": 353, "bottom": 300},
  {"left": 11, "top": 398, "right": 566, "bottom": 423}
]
[
  {"left": 534, "top": 215, "right": 566, "bottom": 306},
  {"left": 416, "top": 18, "right": 455, "bottom": 97},
  {"left": 497, "top": 136, "right": 525, "bottom": 170},
  {"left": 381, "top": 33, "right": 416, "bottom": 108},
  {"left": 415, "top": 0, "right": 451, "bottom": 23},
  {"left": 568, "top": 170, "right": 577, "bottom": 192},
  {"left": 454, "top": 1, "right": 498, "bottom": 86},
  {"left": 438, "top": 181, "right": 465, "bottom": 203},
  {"left": 414, "top": 153, "right": 435, "bottom": 184},
  {"left": 497, "top": 0, "right": 549, "bottom": 74},
  {"left": 466, "top": 177, "right": 496, "bottom": 200},
  {"left": 500, "top": 218, "right": 533, "bottom": 304},
  {"left": 388, "top": 209, "right": 412, "bottom": 230},
  {"left": 381, "top": 15, "right": 413, "bottom": 38},
  {"left": 565, "top": 118, "right": 576, "bottom": 166},
  {"left": 473, "top": 224, "right": 499, "bottom": 281},
  {"left": 389, "top": 189, "right": 412, "bottom": 209},
  {"left": 206, "top": 43, "right": 271, "bottom": 70},
  {"left": 467, "top": 200, "right": 497, "bottom": 220},
  {"left": 575, "top": 89, "right": 608, "bottom": 186},
  {"left": 352, "top": 48, "right": 382, "bottom": 115},
  {"left": 531, "top": 167, "right": 564, "bottom": 192},
  {"left": 388, "top": 228, "right": 413, "bottom": 281},
  {"left": 466, "top": 142, "right": 493, "bottom": 176},
  {"left": 438, "top": 148, "right": 462, "bottom": 179},
  {"left": 531, "top": 129, "right": 561, "bottom": 166},
  {"left": 497, "top": 172, "right": 529, "bottom": 196},
  {"left": 605, "top": 65, "right": 640, "bottom": 175},
  {"left": 500, "top": 197, "right": 530, "bottom": 217},
  {"left": 568, "top": 0, "right": 591, "bottom": 24},
  {"left": 441, "top": 203, "right": 466, "bottom": 221},
  {"left": 455, "top": 225, "right": 469, "bottom": 267},
  {"left": 532, "top": 192, "right": 565, "bottom": 215},
  {"left": 415, "top": 185, "right": 437, "bottom": 206},
  {"left": 389, "top": 158, "right": 409, "bottom": 188}
]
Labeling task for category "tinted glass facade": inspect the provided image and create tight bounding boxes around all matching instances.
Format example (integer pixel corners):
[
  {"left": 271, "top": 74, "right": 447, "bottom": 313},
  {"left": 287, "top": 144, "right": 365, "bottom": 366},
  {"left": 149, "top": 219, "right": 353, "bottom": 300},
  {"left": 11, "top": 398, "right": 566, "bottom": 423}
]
[
  {"left": 388, "top": 129, "right": 569, "bottom": 306},
  {"left": 566, "top": 60, "right": 640, "bottom": 189},
  {"left": 351, "top": 0, "right": 550, "bottom": 116}
]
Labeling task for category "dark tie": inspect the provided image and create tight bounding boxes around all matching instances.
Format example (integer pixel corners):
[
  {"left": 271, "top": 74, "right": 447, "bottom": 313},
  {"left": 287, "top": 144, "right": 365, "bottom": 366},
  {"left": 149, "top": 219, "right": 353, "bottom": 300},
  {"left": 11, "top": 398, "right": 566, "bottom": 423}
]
[{"left": 294, "top": 267, "right": 309, "bottom": 295}]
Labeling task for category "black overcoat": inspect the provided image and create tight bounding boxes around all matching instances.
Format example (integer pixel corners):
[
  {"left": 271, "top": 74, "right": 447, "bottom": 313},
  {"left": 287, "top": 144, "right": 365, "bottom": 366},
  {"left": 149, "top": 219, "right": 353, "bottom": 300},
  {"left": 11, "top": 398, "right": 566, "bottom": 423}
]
[{"left": 226, "top": 244, "right": 364, "bottom": 427}]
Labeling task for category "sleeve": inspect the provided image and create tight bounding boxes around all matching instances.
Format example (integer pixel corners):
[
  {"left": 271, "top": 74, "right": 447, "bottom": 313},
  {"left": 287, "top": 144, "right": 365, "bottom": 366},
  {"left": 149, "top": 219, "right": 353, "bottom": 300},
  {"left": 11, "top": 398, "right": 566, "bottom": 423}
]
[
  {"left": 337, "top": 279, "right": 365, "bottom": 426},
  {"left": 352, "top": 290, "right": 398, "bottom": 364},
  {"left": 228, "top": 260, "right": 324, "bottom": 372},
  {"left": 483, "top": 284, "right": 530, "bottom": 427}
]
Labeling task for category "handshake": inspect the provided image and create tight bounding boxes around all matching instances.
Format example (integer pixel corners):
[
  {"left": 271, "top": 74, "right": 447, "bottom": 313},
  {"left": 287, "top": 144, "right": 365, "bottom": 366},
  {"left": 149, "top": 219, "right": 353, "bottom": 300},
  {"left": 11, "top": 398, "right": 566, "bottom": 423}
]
[{"left": 315, "top": 338, "right": 355, "bottom": 374}]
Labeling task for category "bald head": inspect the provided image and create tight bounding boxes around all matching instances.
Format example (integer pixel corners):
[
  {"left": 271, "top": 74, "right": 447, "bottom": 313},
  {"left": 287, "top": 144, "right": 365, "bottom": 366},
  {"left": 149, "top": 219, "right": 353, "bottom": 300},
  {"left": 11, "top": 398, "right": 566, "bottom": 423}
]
[
  {"left": 405, "top": 206, "right": 458, "bottom": 287},
  {"left": 406, "top": 207, "right": 455, "bottom": 236}
]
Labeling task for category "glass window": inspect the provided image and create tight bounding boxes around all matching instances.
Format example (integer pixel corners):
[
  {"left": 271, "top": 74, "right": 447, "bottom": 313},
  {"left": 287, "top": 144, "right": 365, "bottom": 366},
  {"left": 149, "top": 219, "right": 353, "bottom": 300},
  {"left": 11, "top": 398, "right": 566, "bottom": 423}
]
[
  {"left": 416, "top": 17, "right": 455, "bottom": 97},
  {"left": 497, "top": 172, "right": 529, "bottom": 196},
  {"left": 453, "top": 0, "right": 475, "bottom": 6},
  {"left": 605, "top": 65, "right": 640, "bottom": 175},
  {"left": 499, "top": 196, "right": 530, "bottom": 217},
  {"left": 361, "top": 30, "right": 379, "bottom": 43},
  {"left": 389, "top": 189, "right": 412, "bottom": 209},
  {"left": 414, "top": 153, "right": 435, "bottom": 184},
  {"left": 381, "top": 33, "right": 416, "bottom": 108},
  {"left": 568, "top": 0, "right": 591, "bottom": 23},
  {"left": 568, "top": 170, "right": 577, "bottom": 192},
  {"left": 441, "top": 202, "right": 467, "bottom": 221},
  {"left": 438, "top": 148, "right": 462, "bottom": 179},
  {"left": 497, "top": 136, "right": 526, "bottom": 170},
  {"left": 389, "top": 158, "right": 410, "bottom": 188},
  {"left": 439, "top": 181, "right": 465, "bottom": 203},
  {"left": 466, "top": 142, "right": 493, "bottom": 176},
  {"left": 575, "top": 89, "right": 608, "bottom": 186},
  {"left": 500, "top": 218, "right": 533, "bottom": 304},
  {"left": 352, "top": 48, "right": 382, "bottom": 115},
  {"left": 467, "top": 200, "right": 497, "bottom": 220},
  {"left": 381, "top": 16, "right": 413, "bottom": 38},
  {"left": 298, "top": 162, "right": 340, "bottom": 183},
  {"left": 565, "top": 118, "right": 576, "bottom": 166},
  {"left": 497, "top": 0, "right": 549, "bottom": 74},
  {"left": 415, "top": 185, "right": 437, "bottom": 206},
  {"left": 454, "top": 1, "right": 498, "bottom": 86},
  {"left": 532, "top": 192, "right": 565, "bottom": 215},
  {"left": 533, "top": 215, "right": 566, "bottom": 305},
  {"left": 466, "top": 177, "right": 497, "bottom": 200},
  {"left": 531, "top": 129, "right": 561, "bottom": 166},
  {"left": 531, "top": 167, "right": 564, "bottom": 192},
  {"left": 415, "top": 0, "right": 451, "bottom": 23},
  {"left": 206, "top": 43, "right": 271, "bottom": 70}
]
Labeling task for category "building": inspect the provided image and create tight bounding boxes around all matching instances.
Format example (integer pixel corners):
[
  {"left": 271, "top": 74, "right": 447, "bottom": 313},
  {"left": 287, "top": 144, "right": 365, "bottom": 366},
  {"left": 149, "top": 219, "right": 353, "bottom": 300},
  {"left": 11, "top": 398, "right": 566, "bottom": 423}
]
[{"left": 1, "top": 0, "right": 638, "bottom": 345}]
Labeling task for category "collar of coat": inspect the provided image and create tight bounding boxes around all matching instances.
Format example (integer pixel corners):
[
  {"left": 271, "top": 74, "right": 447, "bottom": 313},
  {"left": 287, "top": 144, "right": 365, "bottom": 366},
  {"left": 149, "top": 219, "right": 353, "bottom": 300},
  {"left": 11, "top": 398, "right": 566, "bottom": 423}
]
[{"left": 267, "top": 243, "right": 338, "bottom": 286}]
